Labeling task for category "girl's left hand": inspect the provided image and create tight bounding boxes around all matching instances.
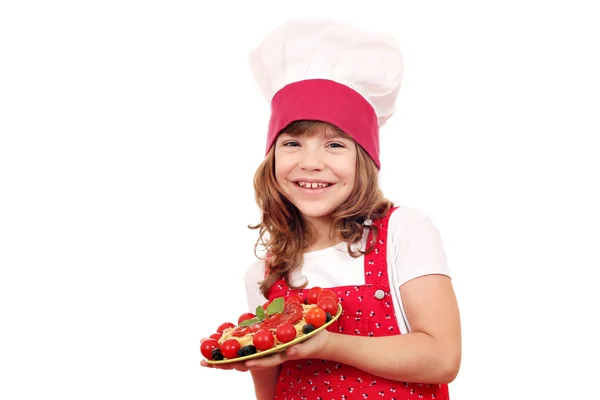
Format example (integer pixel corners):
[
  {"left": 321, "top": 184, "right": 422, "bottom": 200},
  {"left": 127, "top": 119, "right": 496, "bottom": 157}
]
[
  {"left": 200, "top": 358, "right": 251, "bottom": 372},
  {"left": 244, "top": 329, "right": 331, "bottom": 370}
]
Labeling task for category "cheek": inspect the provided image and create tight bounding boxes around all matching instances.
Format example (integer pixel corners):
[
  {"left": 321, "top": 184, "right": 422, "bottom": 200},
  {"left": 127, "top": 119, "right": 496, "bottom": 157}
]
[
  {"left": 274, "top": 159, "right": 292, "bottom": 185},
  {"left": 274, "top": 168, "right": 283, "bottom": 186},
  {"left": 344, "top": 175, "right": 356, "bottom": 192},
  {"left": 339, "top": 164, "right": 357, "bottom": 186},
  {"left": 339, "top": 153, "right": 357, "bottom": 185}
]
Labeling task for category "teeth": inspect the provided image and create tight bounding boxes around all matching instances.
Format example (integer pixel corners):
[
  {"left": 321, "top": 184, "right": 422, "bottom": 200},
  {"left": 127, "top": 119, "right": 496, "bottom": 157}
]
[{"left": 297, "top": 181, "right": 330, "bottom": 188}]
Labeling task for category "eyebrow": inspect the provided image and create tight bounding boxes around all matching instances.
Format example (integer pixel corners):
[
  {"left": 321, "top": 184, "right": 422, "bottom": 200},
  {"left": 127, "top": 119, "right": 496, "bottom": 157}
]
[
  {"left": 324, "top": 130, "right": 348, "bottom": 139},
  {"left": 281, "top": 129, "right": 351, "bottom": 140}
]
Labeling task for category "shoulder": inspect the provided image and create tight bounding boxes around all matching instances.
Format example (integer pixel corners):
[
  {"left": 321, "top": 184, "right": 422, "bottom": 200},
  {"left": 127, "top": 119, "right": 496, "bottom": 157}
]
[
  {"left": 386, "top": 205, "right": 450, "bottom": 284},
  {"left": 244, "top": 258, "right": 268, "bottom": 312},
  {"left": 386, "top": 205, "right": 445, "bottom": 255},
  {"left": 388, "top": 205, "right": 440, "bottom": 233},
  {"left": 244, "top": 258, "right": 266, "bottom": 286}
]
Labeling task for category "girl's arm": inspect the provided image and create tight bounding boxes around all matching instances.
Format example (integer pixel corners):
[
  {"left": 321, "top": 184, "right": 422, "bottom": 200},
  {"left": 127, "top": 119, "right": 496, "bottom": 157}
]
[
  {"left": 324, "top": 274, "right": 461, "bottom": 383},
  {"left": 246, "top": 274, "right": 461, "bottom": 384},
  {"left": 250, "top": 366, "right": 281, "bottom": 400}
]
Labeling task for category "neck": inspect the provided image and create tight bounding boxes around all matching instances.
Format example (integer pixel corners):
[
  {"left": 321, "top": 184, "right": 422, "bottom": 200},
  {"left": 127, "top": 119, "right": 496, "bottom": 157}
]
[{"left": 304, "top": 216, "right": 341, "bottom": 252}]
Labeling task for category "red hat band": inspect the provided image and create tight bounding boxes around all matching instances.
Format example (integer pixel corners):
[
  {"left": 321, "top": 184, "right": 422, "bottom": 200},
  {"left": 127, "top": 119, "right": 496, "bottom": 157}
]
[{"left": 266, "top": 79, "right": 380, "bottom": 169}]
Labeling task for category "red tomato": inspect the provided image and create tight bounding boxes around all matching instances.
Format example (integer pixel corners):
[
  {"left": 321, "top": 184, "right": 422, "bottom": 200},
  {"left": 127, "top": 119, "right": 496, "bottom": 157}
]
[
  {"left": 209, "top": 332, "right": 222, "bottom": 341},
  {"left": 200, "top": 338, "right": 220, "bottom": 359},
  {"left": 286, "top": 295, "right": 303, "bottom": 304},
  {"left": 317, "top": 289, "right": 339, "bottom": 303},
  {"left": 238, "top": 312, "right": 255, "bottom": 325},
  {"left": 220, "top": 339, "right": 241, "bottom": 359},
  {"left": 216, "top": 322, "right": 235, "bottom": 333},
  {"left": 275, "top": 322, "right": 297, "bottom": 343},
  {"left": 305, "top": 307, "right": 326, "bottom": 328},
  {"left": 253, "top": 328, "right": 275, "bottom": 351},
  {"left": 306, "top": 287, "right": 323, "bottom": 304},
  {"left": 317, "top": 297, "right": 338, "bottom": 316}
]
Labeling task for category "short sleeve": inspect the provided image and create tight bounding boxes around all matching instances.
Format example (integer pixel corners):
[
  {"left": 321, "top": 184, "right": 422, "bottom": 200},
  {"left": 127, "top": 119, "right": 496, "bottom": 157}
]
[
  {"left": 388, "top": 207, "right": 450, "bottom": 287},
  {"left": 244, "top": 260, "right": 268, "bottom": 313}
]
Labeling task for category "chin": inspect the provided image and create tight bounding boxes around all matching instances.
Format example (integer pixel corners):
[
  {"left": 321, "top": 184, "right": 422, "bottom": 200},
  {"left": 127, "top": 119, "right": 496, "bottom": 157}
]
[{"left": 294, "top": 203, "right": 338, "bottom": 220}]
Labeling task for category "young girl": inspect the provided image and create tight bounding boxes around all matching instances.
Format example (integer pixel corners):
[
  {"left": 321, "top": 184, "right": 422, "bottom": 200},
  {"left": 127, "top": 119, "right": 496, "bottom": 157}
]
[{"left": 201, "top": 17, "right": 461, "bottom": 399}]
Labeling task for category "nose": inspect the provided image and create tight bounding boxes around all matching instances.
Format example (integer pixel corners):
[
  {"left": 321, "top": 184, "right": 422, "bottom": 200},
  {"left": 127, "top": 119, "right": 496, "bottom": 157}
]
[{"left": 298, "top": 147, "right": 325, "bottom": 171}]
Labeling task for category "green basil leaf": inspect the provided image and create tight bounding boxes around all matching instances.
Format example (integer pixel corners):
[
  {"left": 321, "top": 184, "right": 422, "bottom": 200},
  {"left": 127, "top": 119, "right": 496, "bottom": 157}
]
[
  {"left": 238, "top": 317, "right": 262, "bottom": 327},
  {"left": 266, "top": 297, "right": 284, "bottom": 315},
  {"left": 255, "top": 305, "right": 266, "bottom": 320}
]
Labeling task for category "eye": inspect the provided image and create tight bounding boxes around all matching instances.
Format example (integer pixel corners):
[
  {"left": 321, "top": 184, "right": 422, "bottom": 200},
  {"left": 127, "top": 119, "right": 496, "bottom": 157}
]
[
  {"left": 327, "top": 142, "right": 345, "bottom": 148},
  {"left": 282, "top": 140, "right": 300, "bottom": 147}
]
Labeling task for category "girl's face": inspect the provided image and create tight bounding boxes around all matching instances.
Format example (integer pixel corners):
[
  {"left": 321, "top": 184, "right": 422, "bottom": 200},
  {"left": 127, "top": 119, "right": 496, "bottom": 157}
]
[{"left": 274, "top": 124, "right": 357, "bottom": 223}]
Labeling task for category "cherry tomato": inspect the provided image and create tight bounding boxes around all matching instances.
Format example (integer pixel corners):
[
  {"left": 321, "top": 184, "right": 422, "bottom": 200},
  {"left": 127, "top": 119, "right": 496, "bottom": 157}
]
[
  {"left": 238, "top": 312, "right": 255, "bottom": 325},
  {"left": 216, "top": 322, "right": 235, "bottom": 333},
  {"left": 306, "top": 287, "right": 323, "bottom": 304},
  {"left": 317, "top": 297, "right": 338, "bottom": 316},
  {"left": 200, "top": 338, "right": 220, "bottom": 359},
  {"left": 305, "top": 307, "right": 326, "bottom": 328},
  {"left": 209, "top": 332, "right": 222, "bottom": 341},
  {"left": 220, "top": 339, "right": 241, "bottom": 359},
  {"left": 275, "top": 322, "right": 297, "bottom": 343},
  {"left": 253, "top": 328, "right": 275, "bottom": 351},
  {"left": 317, "top": 289, "right": 339, "bottom": 303},
  {"left": 286, "top": 295, "right": 303, "bottom": 304}
]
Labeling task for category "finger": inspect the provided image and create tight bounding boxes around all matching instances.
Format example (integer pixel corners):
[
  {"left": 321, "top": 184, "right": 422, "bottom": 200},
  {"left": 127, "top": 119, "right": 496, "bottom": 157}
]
[
  {"left": 214, "top": 364, "right": 230, "bottom": 370},
  {"left": 200, "top": 359, "right": 236, "bottom": 370},
  {"left": 216, "top": 362, "right": 250, "bottom": 371},
  {"left": 245, "top": 352, "right": 287, "bottom": 369},
  {"left": 285, "top": 345, "right": 299, "bottom": 358},
  {"left": 283, "top": 341, "right": 316, "bottom": 360}
]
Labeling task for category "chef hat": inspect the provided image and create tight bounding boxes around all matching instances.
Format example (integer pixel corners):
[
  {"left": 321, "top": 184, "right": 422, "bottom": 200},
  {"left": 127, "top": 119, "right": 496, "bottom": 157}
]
[{"left": 248, "top": 17, "right": 403, "bottom": 169}]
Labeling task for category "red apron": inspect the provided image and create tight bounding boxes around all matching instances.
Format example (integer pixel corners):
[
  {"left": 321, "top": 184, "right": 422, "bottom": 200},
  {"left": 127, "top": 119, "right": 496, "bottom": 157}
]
[{"left": 267, "top": 207, "right": 450, "bottom": 399}]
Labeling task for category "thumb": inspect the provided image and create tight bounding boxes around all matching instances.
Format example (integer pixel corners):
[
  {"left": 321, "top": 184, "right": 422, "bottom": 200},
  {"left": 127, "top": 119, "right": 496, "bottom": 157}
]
[
  {"left": 285, "top": 343, "right": 304, "bottom": 359},
  {"left": 285, "top": 340, "right": 317, "bottom": 359}
]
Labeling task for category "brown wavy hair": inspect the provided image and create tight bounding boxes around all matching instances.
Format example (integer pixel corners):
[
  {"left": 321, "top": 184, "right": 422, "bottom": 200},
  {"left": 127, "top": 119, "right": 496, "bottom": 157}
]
[{"left": 249, "top": 120, "right": 393, "bottom": 298}]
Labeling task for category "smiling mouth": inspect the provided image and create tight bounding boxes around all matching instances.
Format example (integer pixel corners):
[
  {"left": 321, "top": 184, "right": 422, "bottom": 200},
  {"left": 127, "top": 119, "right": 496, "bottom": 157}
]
[{"left": 296, "top": 181, "right": 332, "bottom": 189}]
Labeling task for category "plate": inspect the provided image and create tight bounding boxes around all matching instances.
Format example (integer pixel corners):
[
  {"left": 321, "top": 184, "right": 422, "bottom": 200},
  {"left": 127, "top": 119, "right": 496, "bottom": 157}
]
[{"left": 205, "top": 304, "right": 343, "bottom": 364}]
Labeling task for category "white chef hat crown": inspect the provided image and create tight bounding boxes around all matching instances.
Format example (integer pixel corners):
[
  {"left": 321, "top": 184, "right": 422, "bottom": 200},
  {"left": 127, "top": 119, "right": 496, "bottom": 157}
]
[{"left": 249, "top": 17, "right": 404, "bottom": 169}]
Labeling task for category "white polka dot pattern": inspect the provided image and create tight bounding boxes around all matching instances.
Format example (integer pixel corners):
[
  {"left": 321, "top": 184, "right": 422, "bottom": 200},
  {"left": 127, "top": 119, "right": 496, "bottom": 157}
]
[{"left": 266, "top": 208, "right": 450, "bottom": 399}]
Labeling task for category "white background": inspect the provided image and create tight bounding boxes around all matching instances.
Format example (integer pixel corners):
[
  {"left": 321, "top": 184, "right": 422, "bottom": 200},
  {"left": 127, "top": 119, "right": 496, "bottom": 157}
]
[{"left": 1, "top": 1, "right": 599, "bottom": 399}]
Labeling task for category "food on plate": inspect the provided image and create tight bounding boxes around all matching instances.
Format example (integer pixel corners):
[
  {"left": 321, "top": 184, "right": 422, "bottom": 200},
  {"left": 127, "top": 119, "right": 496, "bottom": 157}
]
[
  {"left": 201, "top": 291, "right": 341, "bottom": 361},
  {"left": 275, "top": 323, "right": 296, "bottom": 344},
  {"left": 316, "top": 297, "right": 338, "bottom": 316},
  {"left": 216, "top": 322, "right": 235, "bottom": 333},
  {"left": 200, "top": 338, "right": 220, "bottom": 359},
  {"left": 237, "top": 312, "right": 255, "bottom": 325},
  {"left": 306, "top": 287, "right": 323, "bottom": 304},
  {"left": 220, "top": 339, "right": 241, "bottom": 359},
  {"left": 304, "top": 307, "right": 327, "bottom": 329}
]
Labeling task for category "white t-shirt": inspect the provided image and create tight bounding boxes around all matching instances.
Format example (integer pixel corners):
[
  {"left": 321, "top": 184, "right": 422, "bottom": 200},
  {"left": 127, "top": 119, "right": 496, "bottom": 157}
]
[{"left": 243, "top": 206, "right": 450, "bottom": 334}]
